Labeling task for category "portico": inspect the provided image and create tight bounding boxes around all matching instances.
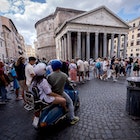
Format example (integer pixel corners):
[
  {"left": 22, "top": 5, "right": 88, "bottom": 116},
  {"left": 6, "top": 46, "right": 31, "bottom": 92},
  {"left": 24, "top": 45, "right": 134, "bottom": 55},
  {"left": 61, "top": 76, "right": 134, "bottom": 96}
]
[{"left": 55, "top": 6, "right": 129, "bottom": 60}]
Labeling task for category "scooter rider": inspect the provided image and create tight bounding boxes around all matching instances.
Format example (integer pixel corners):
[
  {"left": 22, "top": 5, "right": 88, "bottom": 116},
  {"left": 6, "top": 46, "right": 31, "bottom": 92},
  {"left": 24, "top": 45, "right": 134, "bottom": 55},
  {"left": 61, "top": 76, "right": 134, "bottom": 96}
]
[
  {"left": 47, "top": 59, "right": 79, "bottom": 125},
  {"left": 30, "top": 63, "right": 67, "bottom": 112}
]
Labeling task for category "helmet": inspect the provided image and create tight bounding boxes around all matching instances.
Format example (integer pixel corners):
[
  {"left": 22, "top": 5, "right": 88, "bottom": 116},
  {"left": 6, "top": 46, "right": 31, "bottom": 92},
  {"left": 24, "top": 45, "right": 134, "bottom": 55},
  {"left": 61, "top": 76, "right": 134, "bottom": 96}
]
[
  {"left": 51, "top": 59, "right": 62, "bottom": 71},
  {"left": 34, "top": 63, "right": 46, "bottom": 76}
]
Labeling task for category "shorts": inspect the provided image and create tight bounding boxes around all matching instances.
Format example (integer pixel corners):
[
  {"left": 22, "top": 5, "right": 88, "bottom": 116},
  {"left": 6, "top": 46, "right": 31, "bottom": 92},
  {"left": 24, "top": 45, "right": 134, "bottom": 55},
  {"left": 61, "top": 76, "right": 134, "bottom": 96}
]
[
  {"left": 19, "top": 80, "right": 28, "bottom": 91},
  {"left": 77, "top": 71, "right": 84, "bottom": 76}
]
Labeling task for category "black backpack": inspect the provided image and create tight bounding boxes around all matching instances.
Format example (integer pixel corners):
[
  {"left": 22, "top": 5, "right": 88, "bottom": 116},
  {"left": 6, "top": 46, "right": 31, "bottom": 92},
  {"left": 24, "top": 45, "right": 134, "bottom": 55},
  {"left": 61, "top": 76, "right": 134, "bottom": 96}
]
[{"left": 32, "top": 83, "right": 40, "bottom": 101}]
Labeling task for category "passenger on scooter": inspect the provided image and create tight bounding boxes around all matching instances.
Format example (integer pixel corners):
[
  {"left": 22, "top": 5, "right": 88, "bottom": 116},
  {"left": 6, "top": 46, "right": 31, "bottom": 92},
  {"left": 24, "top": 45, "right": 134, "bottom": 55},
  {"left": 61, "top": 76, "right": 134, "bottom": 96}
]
[
  {"left": 48, "top": 59, "right": 79, "bottom": 125},
  {"left": 30, "top": 63, "right": 67, "bottom": 112}
]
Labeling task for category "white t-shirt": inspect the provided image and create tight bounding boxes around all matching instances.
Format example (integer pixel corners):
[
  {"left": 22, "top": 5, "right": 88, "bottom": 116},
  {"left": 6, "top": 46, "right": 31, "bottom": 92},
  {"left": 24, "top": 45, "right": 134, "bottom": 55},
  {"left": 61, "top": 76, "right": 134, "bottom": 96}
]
[
  {"left": 77, "top": 59, "right": 85, "bottom": 72},
  {"left": 25, "top": 63, "right": 35, "bottom": 87},
  {"left": 103, "top": 60, "right": 108, "bottom": 71},
  {"left": 30, "top": 79, "right": 55, "bottom": 103},
  {"left": 84, "top": 61, "right": 89, "bottom": 72}
]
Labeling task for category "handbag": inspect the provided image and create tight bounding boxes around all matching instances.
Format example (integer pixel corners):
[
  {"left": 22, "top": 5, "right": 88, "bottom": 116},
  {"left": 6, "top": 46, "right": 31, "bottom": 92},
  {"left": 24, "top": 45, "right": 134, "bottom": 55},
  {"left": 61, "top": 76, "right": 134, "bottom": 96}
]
[{"left": 7, "top": 72, "right": 14, "bottom": 82}]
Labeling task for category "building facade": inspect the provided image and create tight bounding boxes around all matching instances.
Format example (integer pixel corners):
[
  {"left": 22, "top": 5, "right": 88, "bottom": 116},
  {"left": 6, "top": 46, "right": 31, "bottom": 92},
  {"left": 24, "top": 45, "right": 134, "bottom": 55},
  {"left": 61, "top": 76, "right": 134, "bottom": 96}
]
[
  {"left": 127, "top": 17, "right": 140, "bottom": 58},
  {"left": 0, "top": 17, "right": 6, "bottom": 61},
  {"left": 35, "top": 6, "right": 129, "bottom": 61},
  {"left": 25, "top": 44, "right": 36, "bottom": 58},
  {"left": 35, "top": 7, "right": 85, "bottom": 61},
  {"left": 0, "top": 16, "right": 25, "bottom": 62}
]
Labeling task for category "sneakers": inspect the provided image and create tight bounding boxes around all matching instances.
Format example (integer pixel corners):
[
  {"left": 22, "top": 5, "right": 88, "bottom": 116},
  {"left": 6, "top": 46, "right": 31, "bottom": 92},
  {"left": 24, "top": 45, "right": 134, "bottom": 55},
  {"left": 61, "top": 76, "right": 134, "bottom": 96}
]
[
  {"left": 113, "top": 79, "right": 117, "bottom": 82},
  {"left": 70, "top": 116, "right": 79, "bottom": 125},
  {"left": 15, "top": 97, "right": 23, "bottom": 101}
]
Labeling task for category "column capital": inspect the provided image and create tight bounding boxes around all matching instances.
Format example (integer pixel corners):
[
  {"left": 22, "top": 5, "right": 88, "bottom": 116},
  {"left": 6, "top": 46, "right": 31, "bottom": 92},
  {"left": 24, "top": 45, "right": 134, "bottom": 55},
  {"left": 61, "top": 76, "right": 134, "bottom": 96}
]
[
  {"left": 118, "top": 34, "right": 121, "bottom": 37},
  {"left": 77, "top": 32, "right": 81, "bottom": 36},
  {"left": 95, "top": 32, "right": 99, "bottom": 36},
  {"left": 67, "top": 31, "right": 71, "bottom": 36},
  {"left": 86, "top": 32, "right": 90, "bottom": 36},
  {"left": 111, "top": 33, "right": 114, "bottom": 37},
  {"left": 104, "top": 33, "right": 107, "bottom": 38},
  {"left": 124, "top": 34, "right": 128, "bottom": 38},
  {"left": 67, "top": 31, "right": 71, "bottom": 34}
]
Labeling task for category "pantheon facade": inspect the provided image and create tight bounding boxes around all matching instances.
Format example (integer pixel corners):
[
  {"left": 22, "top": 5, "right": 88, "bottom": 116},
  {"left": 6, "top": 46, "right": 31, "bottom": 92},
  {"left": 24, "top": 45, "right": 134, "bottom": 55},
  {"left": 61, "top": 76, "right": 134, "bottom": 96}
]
[{"left": 35, "top": 6, "right": 129, "bottom": 61}]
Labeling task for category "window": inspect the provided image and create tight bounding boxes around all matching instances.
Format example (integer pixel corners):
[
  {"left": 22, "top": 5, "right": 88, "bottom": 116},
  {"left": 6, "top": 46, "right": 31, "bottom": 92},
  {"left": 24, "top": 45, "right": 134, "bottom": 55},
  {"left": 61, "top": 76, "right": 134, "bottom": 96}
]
[
  {"left": 130, "top": 53, "right": 133, "bottom": 56},
  {"left": 137, "top": 41, "right": 140, "bottom": 45},
  {"left": 131, "top": 49, "right": 133, "bottom": 52},
  {"left": 133, "top": 23, "right": 135, "bottom": 27},
  {"left": 136, "top": 53, "right": 139, "bottom": 57},
  {"left": 136, "top": 48, "right": 140, "bottom": 51},
  {"left": 137, "top": 33, "right": 140, "bottom": 37},
  {"left": 131, "top": 42, "right": 134, "bottom": 46},
  {"left": 132, "top": 35, "right": 134, "bottom": 39}
]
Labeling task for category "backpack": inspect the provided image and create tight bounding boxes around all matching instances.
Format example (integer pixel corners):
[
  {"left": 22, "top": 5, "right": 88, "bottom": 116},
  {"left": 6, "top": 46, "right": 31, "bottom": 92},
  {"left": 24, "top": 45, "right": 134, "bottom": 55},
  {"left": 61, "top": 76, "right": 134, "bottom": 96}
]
[
  {"left": 32, "top": 84, "right": 40, "bottom": 101},
  {"left": 115, "top": 63, "right": 120, "bottom": 70},
  {"left": 95, "top": 62, "right": 101, "bottom": 69}
]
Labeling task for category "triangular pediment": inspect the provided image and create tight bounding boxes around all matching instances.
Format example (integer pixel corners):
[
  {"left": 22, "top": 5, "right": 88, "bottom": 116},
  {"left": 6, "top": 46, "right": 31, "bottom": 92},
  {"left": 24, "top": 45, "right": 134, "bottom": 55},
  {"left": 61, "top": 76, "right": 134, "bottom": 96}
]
[{"left": 68, "top": 6, "right": 129, "bottom": 28}]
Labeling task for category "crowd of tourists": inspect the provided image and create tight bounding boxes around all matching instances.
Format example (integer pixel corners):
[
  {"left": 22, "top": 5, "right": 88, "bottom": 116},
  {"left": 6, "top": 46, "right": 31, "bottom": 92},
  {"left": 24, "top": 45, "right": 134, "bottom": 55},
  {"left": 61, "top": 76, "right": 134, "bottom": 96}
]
[
  {"left": 0, "top": 55, "right": 140, "bottom": 124},
  {"left": 0, "top": 57, "right": 81, "bottom": 125},
  {"left": 89, "top": 56, "right": 139, "bottom": 81}
]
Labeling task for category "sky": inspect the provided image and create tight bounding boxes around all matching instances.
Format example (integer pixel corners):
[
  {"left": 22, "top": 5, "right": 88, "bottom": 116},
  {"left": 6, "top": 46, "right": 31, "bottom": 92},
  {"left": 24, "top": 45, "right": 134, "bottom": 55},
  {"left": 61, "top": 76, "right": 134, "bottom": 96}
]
[{"left": 0, "top": 0, "right": 140, "bottom": 46}]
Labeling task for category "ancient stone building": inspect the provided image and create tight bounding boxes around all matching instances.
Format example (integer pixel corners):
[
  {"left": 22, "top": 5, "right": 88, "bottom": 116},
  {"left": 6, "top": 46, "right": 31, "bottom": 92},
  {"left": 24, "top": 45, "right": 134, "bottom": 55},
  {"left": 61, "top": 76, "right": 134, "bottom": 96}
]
[
  {"left": 35, "top": 7, "right": 85, "bottom": 61},
  {"left": 0, "top": 16, "right": 25, "bottom": 62},
  {"left": 35, "top": 6, "right": 129, "bottom": 61}
]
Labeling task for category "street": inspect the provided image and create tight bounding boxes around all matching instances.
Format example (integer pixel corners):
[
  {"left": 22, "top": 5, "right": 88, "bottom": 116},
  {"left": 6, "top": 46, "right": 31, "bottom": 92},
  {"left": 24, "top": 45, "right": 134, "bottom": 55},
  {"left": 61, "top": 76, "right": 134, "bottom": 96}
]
[{"left": 0, "top": 77, "right": 140, "bottom": 140}]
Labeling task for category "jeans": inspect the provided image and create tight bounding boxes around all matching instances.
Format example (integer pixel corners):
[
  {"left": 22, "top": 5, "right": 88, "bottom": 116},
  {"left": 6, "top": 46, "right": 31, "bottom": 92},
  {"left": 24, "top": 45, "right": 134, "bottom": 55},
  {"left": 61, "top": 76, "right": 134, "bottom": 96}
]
[
  {"left": 62, "top": 92, "right": 75, "bottom": 120},
  {"left": 126, "top": 65, "right": 131, "bottom": 77},
  {"left": 0, "top": 86, "right": 7, "bottom": 101}
]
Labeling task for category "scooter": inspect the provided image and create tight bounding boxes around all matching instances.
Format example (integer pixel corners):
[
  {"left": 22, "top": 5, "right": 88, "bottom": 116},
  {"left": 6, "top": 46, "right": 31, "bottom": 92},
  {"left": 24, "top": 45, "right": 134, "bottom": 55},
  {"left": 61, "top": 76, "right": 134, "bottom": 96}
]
[{"left": 24, "top": 82, "right": 80, "bottom": 129}]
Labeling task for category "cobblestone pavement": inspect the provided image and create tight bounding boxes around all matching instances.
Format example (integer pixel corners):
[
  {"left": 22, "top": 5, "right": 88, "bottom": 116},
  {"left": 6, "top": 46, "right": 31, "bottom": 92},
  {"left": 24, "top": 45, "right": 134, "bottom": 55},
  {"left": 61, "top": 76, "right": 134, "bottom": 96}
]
[{"left": 0, "top": 77, "right": 140, "bottom": 140}]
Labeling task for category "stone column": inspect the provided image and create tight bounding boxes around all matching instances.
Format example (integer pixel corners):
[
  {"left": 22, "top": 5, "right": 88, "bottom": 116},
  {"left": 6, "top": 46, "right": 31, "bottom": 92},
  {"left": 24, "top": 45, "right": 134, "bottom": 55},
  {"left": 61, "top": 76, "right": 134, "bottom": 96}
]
[
  {"left": 110, "top": 33, "right": 114, "bottom": 57},
  {"left": 64, "top": 35, "right": 67, "bottom": 60},
  {"left": 123, "top": 34, "right": 127, "bottom": 58},
  {"left": 95, "top": 32, "right": 99, "bottom": 59},
  {"left": 107, "top": 38, "right": 109, "bottom": 57},
  {"left": 82, "top": 33, "right": 85, "bottom": 59},
  {"left": 77, "top": 32, "right": 81, "bottom": 58},
  {"left": 103, "top": 33, "right": 107, "bottom": 58},
  {"left": 67, "top": 31, "right": 72, "bottom": 61},
  {"left": 86, "top": 32, "right": 90, "bottom": 60},
  {"left": 61, "top": 37, "right": 64, "bottom": 60},
  {"left": 117, "top": 34, "right": 121, "bottom": 58},
  {"left": 74, "top": 37, "right": 77, "bottom": 59}
]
